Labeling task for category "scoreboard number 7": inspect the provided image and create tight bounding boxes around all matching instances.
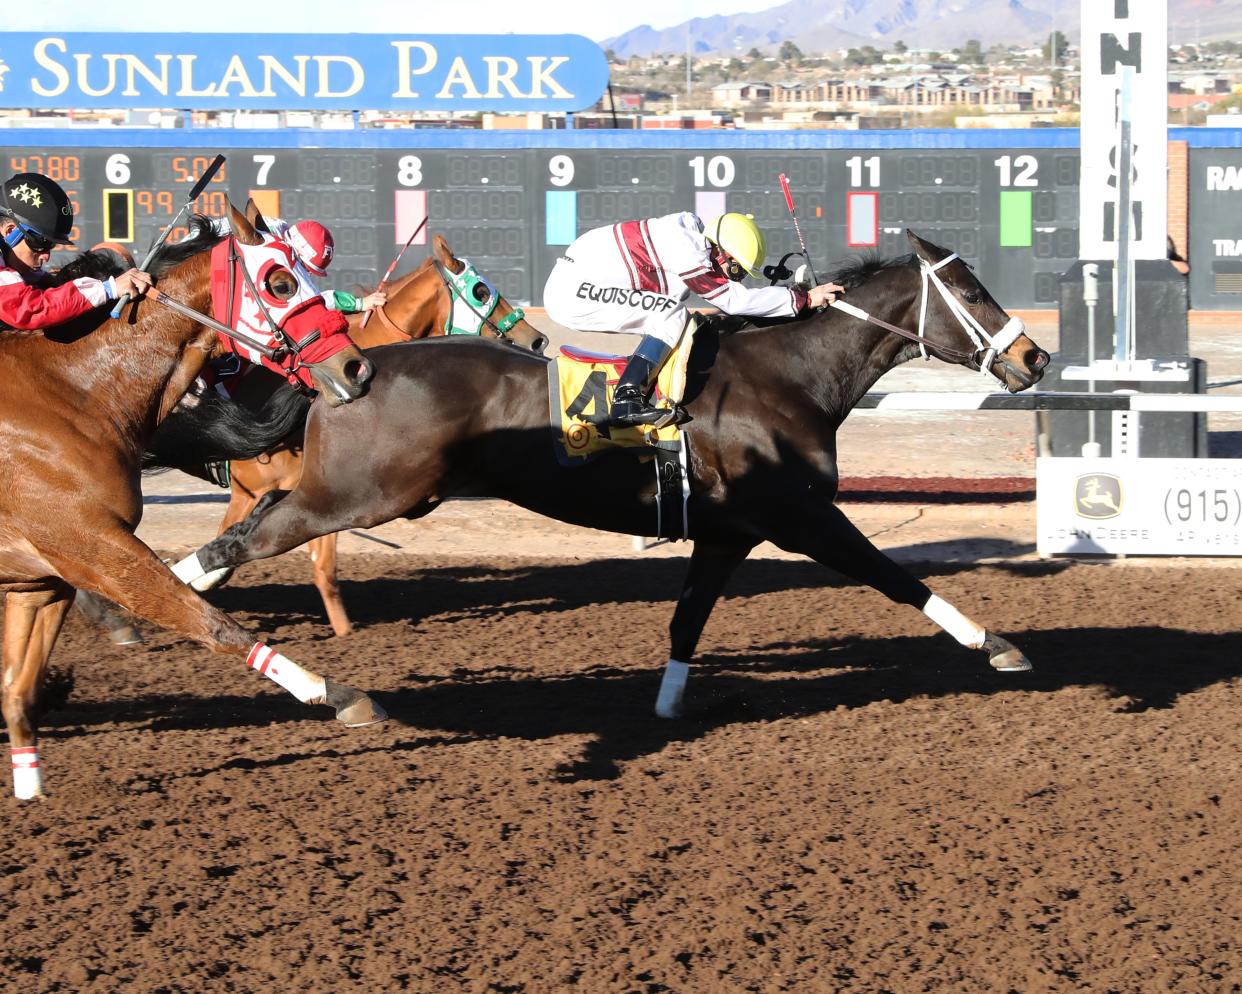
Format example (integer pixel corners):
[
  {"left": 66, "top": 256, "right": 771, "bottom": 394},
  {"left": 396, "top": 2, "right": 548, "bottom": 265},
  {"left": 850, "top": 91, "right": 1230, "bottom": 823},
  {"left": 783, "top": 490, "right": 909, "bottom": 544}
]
[{"left": 252, "top": 154, "right": 276, "bottom": 185}]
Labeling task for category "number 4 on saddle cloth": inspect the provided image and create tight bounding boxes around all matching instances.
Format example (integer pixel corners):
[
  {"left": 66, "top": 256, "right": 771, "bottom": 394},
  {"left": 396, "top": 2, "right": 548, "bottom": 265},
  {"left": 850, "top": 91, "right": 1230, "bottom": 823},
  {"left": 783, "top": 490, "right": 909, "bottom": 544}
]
[
  {"left": 549, "top": 323, "right": 696, "bottom": 540},
  {"left": 209, "top": 233, "right": 369, "bottom": 404}
]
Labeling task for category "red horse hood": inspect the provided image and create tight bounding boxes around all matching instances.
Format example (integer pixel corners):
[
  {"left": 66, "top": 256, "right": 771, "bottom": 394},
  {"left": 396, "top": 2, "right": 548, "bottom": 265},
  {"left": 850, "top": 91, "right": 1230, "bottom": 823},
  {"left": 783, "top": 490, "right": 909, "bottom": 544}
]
[{"left": 211, "top": 235, "right": 353, "bottom": 388}]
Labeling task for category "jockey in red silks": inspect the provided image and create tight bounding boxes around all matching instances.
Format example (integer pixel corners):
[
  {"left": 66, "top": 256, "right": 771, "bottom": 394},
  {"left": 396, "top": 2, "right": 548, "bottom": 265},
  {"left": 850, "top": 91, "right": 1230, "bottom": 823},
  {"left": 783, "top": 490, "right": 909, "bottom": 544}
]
[
  {"left": 267, "top": 217, "right": 387, "bottom": 316},
  {"left": 0, "top": 172, "right": 152, "bottom": 329},
  {"left": 543, "top": 211, "right": 844, "bottom": 426}
]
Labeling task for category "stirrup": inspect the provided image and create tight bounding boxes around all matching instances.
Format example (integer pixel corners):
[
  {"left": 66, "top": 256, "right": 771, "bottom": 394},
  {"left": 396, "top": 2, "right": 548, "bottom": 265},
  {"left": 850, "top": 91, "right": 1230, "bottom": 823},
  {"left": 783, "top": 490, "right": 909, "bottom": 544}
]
[{"left": 610, "top": 400, "right": 687, "bottom": 428}]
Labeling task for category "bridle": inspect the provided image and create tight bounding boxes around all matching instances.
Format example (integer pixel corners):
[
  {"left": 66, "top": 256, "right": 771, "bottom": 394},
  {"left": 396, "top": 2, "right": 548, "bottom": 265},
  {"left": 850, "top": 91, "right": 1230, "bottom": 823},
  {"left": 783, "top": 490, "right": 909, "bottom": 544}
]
[
  {"left": 435, "top": 258, "right": 526, "bottom": 343},
  {"left": 365, "top": 259, "right": 527, "bottom": 345},
  {"left": 829, "top": 253, "right": 1026, "bottom": 376}
]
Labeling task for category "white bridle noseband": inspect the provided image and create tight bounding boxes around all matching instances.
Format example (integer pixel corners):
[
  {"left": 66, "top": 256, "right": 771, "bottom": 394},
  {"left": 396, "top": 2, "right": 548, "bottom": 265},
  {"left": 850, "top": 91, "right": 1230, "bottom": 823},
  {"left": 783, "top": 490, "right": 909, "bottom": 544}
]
[
  {"left": 917, "top": 253, "right": 1026, "bottom": 375},
  {"left": 829, "top": 253, "right": 1027, "bottom": 377}
]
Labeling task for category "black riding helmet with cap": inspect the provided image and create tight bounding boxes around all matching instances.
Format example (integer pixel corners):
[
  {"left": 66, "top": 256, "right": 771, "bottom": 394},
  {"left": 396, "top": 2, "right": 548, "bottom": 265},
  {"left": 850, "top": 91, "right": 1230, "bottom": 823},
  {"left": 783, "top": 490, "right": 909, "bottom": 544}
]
[{"left": 0, "top": 172, "right": 76, "bottom": 251}]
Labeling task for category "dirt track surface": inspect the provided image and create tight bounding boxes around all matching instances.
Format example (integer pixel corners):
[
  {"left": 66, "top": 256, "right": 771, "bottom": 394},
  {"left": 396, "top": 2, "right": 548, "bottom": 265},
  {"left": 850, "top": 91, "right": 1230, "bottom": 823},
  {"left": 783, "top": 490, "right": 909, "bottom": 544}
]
[{"left": 5, "top": 552, "right": 1242, "bottom": 993}]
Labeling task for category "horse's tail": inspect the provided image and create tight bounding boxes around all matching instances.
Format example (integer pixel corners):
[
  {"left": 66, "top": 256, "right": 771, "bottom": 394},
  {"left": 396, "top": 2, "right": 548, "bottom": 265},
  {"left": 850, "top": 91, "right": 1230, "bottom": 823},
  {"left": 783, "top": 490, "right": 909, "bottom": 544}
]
[{"left": 142, "top": 383, "right": 311, "bottom": 470}]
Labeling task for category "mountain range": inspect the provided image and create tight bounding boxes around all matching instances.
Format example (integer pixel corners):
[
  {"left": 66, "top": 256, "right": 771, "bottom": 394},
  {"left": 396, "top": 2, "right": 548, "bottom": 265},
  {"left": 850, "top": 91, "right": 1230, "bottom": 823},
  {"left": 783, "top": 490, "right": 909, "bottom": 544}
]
[{"left": 602, "top": 0, "right": 1238, "bottom": 57}]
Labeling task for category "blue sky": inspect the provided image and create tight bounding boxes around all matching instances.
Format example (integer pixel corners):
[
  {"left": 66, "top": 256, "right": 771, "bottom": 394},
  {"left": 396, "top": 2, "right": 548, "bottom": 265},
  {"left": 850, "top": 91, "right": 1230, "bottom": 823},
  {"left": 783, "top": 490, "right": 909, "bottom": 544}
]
[{"left": 14, "top": 1, "right": 767, "bottom": 44}]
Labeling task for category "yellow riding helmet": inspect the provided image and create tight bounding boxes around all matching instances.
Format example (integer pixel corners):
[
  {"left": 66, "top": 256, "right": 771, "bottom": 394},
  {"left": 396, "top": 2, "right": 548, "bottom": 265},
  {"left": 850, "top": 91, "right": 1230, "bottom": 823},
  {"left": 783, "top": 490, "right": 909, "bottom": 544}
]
[{"left": 705, "top": 212, "right": 766, "bottom": 278}]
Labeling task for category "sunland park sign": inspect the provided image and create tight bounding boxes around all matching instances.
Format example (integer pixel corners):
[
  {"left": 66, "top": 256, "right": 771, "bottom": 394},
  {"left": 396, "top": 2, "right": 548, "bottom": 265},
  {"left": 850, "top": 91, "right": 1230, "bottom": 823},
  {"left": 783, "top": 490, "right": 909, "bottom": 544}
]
[{"left": 0, "top": 33, "right": 609, "bottom": 112}]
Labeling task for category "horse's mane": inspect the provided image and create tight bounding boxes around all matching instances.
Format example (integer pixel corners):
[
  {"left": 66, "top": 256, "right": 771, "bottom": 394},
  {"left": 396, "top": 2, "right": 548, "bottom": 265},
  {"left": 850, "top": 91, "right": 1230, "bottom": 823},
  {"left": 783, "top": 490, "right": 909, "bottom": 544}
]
[
  {"left": 47, "top": 249, "right": 128, "bottom": 285},
  {"left": 824, "top": 252, "right": 918, "bottom": 290},
  {"left": 147, "top": 214, "right": 225, "bottom": 277}
]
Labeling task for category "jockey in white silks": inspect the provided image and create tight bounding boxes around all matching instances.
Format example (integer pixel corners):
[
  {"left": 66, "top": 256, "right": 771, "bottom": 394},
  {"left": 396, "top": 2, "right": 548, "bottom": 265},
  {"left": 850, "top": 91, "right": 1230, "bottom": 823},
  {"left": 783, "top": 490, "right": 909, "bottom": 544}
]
[{"left": 542, "top": 211, "right": 844, "bottom": 426}]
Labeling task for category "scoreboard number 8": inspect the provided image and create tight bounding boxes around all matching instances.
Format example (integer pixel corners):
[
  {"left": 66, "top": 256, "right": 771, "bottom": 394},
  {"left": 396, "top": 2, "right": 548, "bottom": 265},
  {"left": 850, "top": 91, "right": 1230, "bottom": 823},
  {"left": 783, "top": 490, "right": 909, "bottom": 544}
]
[{"left": 397, "top": 155, "right": 423, "bottom": 187}]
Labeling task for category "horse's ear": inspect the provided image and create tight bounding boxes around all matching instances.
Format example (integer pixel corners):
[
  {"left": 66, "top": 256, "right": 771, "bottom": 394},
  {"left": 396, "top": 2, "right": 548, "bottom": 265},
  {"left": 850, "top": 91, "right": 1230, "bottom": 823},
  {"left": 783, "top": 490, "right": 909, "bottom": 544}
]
[
  {"left": 905, "top": 229, "right": 944, "bottom": 265},
  {"left": 432, "top": 233, "right": 463, "bottom": 274},
  {"left": 245, "top": 198, "right": 271, "bottom": 234},
  {"left": 229, "top": 201, "right": 263, "bottom": 246}
]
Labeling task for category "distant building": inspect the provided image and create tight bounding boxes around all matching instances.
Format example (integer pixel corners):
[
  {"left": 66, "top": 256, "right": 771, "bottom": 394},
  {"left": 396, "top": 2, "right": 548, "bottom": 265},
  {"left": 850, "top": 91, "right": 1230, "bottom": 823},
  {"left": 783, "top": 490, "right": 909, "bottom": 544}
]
[{"left": 709, "top": 81, "right": 774, "bottom": 107}]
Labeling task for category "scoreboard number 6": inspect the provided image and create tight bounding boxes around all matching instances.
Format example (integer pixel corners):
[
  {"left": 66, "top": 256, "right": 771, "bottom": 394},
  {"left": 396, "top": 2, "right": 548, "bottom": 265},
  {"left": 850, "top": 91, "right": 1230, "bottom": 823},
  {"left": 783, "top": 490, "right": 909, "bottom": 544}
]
[{"left": 105, "top": 153, "right": 130, "bottom": 185}]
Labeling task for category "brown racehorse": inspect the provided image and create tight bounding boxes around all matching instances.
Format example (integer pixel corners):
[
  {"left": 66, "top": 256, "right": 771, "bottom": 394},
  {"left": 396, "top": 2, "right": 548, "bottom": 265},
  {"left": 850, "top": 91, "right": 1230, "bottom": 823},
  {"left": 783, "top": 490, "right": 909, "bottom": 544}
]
[
  {"left": 0, "top": 204, "right": 385, "bottom": 800},
  {"left": 178, "top": 231, "right": 1051, "bottom": 719},
  {"left": 193, "top": 232, "right": 548, "bottom": 636}
]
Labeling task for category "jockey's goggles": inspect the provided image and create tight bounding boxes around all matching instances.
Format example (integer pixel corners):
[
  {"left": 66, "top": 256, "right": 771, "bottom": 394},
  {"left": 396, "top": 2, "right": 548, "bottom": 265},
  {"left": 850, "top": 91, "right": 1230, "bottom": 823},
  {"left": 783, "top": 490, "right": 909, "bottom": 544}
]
[
  {"left": 713, "top": 247, "right": 747, "bottom": 283},
  {"left": 8, "top": 222, "right": 55, "bottom": 254}
]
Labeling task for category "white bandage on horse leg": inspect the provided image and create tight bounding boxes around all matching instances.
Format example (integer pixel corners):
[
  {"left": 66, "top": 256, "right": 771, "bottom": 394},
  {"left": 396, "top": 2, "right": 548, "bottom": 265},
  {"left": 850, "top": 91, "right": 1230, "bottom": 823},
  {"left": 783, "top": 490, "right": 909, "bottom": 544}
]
[
  {"left": 247, "top": 643, "right": 327, "bottom": 704},
  {"left": 655, "top": 659, "right": 689, "bottom": 718},
  {"left": 171, "top": 552, "right": 207, "bottom": 585},
  {"left": 11, "top": 745, "right": 43, "bottom": 800},
  {"left": 923, "top": 595, "right": 986, "bottom": 649}
]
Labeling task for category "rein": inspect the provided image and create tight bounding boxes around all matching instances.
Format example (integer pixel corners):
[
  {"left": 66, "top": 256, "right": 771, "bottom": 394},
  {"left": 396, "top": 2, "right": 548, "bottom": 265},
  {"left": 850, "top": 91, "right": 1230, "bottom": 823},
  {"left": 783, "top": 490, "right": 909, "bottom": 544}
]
[{"left": 830, "top": 254, "right": 1026, "bottom": 375}]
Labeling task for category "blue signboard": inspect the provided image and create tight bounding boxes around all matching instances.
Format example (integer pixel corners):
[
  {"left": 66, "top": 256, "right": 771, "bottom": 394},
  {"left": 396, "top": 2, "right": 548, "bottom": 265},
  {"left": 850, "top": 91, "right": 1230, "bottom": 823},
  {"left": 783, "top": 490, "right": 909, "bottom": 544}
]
[{"left": 0, "top": 33, "right": 609, "bottom": 112}]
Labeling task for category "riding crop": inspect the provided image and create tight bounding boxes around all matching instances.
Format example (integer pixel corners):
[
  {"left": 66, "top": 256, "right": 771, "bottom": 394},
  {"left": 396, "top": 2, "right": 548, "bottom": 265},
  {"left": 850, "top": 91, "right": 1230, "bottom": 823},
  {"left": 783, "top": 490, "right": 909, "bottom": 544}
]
[
  {"left": 361, "top": 214, "right": 428, "bottom": 329},
  {"left": 778, "top": 173, "right": 819, "bottom": 287},
  {"left": 110, "top": 153, "right": 226, "bottom": 319}
]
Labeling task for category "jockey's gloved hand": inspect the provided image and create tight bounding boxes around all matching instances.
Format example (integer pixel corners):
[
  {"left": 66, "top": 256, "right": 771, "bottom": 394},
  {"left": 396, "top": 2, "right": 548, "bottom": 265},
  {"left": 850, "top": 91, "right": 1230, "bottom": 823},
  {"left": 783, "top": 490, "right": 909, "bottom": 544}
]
[
  {"left": 808, "top": 282, "right": 845, "bottom": 309},
  {"left": 793, "top": 263, "right": 814, "bottom": 290}
]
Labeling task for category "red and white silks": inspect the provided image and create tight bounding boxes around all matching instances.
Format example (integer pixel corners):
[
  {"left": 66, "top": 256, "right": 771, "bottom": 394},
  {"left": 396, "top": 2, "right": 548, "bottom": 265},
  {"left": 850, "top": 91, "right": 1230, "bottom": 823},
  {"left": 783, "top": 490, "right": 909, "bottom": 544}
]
[
  {"left": 543, "top": 211, "right": 808, "bottom": 347},
  {"left": 209, "top": 234, "right": 354, "bottom": 390}
]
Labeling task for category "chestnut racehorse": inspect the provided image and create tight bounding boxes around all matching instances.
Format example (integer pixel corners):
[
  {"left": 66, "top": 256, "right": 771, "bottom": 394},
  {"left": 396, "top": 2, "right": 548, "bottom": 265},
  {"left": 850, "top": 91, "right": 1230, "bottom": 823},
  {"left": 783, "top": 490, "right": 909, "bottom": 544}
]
[
  {"left": 178, "top": 231, "right": 1051, "bottom": 719},
  {"left": 0, "top": 205, "right": 384, "bottom": 800},
  {"left": 194, "top": 232, "right": 548, "bottom": 636}
]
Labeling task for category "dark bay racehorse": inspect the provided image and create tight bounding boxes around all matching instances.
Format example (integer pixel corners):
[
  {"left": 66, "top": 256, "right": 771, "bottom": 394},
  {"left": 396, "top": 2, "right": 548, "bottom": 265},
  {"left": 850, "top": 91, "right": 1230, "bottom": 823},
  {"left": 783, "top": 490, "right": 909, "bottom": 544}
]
[
  {"left": 0, "top": 205, "right": 384, "bottom": 799},
  {"left": 176, "top": 231, "right": 1049, "bottom": 717},
  {"left": 196, "top": 231, "right": 548, "bottom": 636}
]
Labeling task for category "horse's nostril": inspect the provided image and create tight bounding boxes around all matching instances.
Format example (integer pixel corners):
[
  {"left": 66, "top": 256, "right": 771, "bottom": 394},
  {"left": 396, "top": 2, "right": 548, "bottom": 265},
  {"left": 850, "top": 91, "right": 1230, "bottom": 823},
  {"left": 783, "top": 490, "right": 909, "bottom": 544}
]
[
  {"left": 1028, "top": 349, "right": 1049, "bottom": 371},
  {"left": 535, "top": 337, "right": 548, "bottom": 354}
]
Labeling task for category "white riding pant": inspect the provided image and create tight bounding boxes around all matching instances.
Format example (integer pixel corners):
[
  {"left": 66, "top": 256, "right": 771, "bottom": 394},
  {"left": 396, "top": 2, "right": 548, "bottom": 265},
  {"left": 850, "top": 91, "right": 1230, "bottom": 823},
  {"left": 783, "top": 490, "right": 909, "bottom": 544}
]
[{"left": 543, "top": 258, "right": 687, "bottom": 347}]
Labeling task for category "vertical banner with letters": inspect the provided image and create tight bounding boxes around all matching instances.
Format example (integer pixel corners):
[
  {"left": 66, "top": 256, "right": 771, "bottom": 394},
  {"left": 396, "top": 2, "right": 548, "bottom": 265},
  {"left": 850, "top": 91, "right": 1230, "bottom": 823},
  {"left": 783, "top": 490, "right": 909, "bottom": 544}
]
[{"left": 1079, "top": 0, "right": 1167, "bottom": 260}]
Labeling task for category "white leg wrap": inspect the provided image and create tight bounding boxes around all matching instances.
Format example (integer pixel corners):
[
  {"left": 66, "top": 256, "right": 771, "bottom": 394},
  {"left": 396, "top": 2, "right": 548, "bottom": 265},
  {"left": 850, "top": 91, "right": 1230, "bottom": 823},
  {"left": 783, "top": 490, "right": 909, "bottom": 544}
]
[
  {"left": 923, "top": 595, "right": 986, "bottom": 649},
  {"left": 655, "top": 659, "right": 689, "bottom": 719},
  {"left": 191, "top": 567, "right": 231, "bottom": 592},
  {"left": 171, "top": 552, "right": 207, "bottom": 585},
  {"left": 12, "top": 746, "right": 43, "bottom": 800},
  {"left": 247, "top": 643, "right": 327, "bottom": 704}
]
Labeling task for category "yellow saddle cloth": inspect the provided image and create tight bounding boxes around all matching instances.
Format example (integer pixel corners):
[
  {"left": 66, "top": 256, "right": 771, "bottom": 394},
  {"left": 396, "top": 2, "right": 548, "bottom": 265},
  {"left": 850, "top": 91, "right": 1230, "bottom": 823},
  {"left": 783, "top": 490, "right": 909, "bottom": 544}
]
[{"left": 548, "top": 330, "right": 694, "bottom": 464}]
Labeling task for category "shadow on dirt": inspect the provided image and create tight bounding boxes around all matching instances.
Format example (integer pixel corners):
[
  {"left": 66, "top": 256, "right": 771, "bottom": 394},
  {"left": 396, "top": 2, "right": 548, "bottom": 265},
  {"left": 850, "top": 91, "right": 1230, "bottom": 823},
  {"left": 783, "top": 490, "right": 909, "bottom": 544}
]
[{"left": 40, "top": 553, "right": 1242, "bottom": 784}]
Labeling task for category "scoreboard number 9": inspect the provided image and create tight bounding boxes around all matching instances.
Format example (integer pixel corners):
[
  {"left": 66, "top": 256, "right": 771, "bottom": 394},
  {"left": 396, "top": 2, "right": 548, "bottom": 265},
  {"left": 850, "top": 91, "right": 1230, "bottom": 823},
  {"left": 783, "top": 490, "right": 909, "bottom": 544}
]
[{"left": 549, "top": 155, "right": 574, "bottom": 187}]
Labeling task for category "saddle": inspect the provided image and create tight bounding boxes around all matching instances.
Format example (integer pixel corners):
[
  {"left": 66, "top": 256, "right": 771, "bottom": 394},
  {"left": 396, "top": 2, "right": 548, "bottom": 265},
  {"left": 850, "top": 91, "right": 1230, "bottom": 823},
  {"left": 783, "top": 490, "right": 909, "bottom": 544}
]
[{"left": 546, "top": 324, "right": 697, "bottom": 540}]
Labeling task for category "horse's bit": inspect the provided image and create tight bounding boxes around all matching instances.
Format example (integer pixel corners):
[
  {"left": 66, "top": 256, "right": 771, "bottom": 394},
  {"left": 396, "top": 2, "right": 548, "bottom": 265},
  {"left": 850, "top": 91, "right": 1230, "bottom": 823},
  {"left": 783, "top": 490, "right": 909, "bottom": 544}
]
[{"left": 829, "top": 253, "right": 1026, "bottom": 376}]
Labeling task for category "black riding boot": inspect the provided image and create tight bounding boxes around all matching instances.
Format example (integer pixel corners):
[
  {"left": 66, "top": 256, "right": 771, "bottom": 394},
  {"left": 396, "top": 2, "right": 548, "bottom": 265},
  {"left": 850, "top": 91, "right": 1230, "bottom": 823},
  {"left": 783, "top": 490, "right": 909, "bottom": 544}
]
[{"left": 610, "top": 336, "right": 672, "bottom": 427}]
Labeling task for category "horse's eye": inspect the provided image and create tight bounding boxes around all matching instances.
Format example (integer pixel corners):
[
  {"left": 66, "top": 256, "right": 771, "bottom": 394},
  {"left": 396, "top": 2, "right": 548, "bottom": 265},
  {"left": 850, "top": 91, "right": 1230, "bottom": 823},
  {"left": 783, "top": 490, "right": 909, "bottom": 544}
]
[
  {"left": 962, "top": 289, "right": 982, "bottom": 305},
  {"left": 472, "top": 282, "right": 491, "bottom": 304}
]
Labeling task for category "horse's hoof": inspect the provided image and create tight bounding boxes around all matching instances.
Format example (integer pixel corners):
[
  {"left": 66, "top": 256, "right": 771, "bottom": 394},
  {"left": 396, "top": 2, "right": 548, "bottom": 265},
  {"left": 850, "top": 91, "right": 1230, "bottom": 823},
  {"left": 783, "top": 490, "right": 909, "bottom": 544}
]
[
  {"left": 191, "top": 567, "right": 233, "bottom": 592},
  {"left": 337, "top": 696, "right": 387, "bottom": 727},
  {"left": 984, "top": 633, "right": 1032, "bottom": 672},
  {"left": 108, "top": 625, "right": 144, "bottom": 646},
  {"left": 324, "top": 679, "right": 387, "bottom": 726}
]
